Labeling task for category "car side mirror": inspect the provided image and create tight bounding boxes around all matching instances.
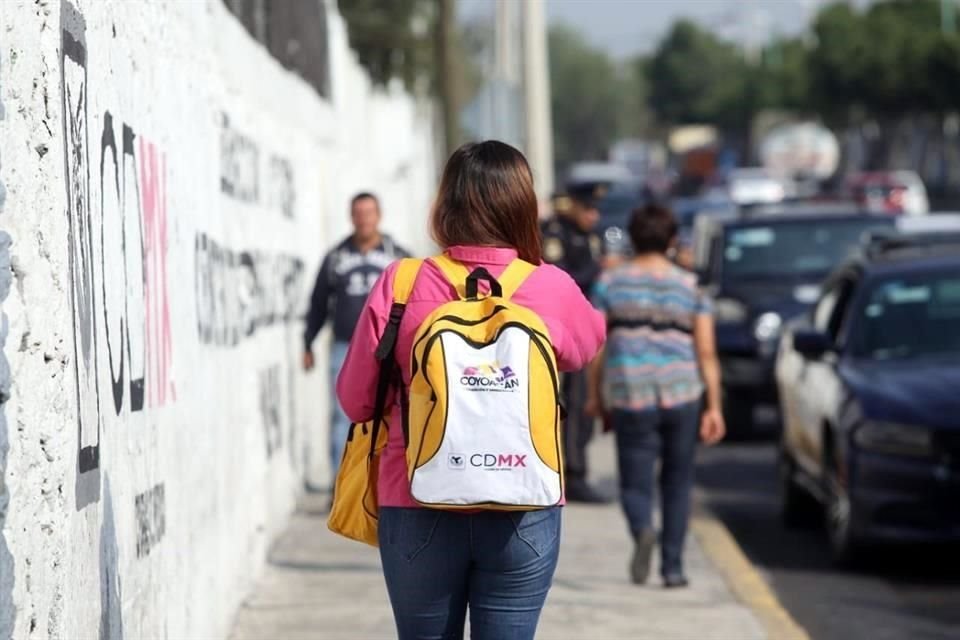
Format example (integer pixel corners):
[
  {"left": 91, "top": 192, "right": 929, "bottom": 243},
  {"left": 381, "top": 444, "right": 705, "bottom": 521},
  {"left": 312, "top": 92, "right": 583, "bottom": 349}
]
[{"left": 793, "top": 329, "right": 834, "bottom": 360}]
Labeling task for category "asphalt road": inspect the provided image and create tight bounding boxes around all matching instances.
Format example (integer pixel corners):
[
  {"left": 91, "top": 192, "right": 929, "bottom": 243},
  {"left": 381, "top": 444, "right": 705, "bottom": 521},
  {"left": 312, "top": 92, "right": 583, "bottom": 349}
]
[{"left": 695, "top": 442, "right": 960, "bottom": 640}]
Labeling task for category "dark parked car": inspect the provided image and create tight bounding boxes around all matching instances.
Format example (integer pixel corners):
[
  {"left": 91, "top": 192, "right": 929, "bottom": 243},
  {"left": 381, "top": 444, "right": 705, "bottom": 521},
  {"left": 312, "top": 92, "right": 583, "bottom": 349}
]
[
  {"left": 776, "top": 232, "right": 960, "bottom": 563},
  {"left": 594, "top": 180, "right": 647, "bottom": 255},
  {"left": 671, "top": 196, "right": 738, "bottom": 268},
  {"left": 693, "top": 210, "right": 895, "bottom": 435}
]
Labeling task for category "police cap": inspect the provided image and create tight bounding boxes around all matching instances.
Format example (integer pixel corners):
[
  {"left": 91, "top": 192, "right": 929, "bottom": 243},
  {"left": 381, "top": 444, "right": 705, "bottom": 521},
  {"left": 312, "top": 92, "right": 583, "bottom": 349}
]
[{"left": 566, "top": 182, "right": 607, "bottom": 209}]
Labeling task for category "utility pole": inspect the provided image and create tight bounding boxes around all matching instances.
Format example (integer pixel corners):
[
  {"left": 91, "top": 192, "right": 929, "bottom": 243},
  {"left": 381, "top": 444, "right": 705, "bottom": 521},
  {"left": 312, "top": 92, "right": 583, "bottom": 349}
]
[
  {"left": 493, "top": 0, "right": 522, "bottom": 146},
  {"left": 436, "top": 0, "right": 461, "bottom": 158},
  {"left": 521, "top": 0, "right": 554, "bottom": 200}
]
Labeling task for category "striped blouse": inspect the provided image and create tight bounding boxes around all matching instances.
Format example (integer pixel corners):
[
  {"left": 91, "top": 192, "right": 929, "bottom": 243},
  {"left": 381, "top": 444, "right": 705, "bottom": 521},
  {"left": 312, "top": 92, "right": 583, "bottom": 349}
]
[{"left": 592, "top": 263, "right": 712, "bottom": 411}]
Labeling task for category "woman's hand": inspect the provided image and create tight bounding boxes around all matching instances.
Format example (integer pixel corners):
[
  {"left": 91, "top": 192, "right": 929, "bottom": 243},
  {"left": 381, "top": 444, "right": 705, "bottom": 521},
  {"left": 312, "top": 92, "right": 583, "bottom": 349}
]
[{"left": 700, "top": 408, "right": 726, "bottom": 445}]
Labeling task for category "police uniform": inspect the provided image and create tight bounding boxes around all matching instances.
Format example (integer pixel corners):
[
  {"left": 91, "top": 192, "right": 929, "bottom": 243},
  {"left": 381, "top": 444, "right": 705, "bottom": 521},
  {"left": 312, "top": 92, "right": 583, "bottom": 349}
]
[
  {"left": 541, "top": 215, "right": 603, "bottom": 296},
  {"left": 541, "top": 186, "right": 607, "bottom": 503}
]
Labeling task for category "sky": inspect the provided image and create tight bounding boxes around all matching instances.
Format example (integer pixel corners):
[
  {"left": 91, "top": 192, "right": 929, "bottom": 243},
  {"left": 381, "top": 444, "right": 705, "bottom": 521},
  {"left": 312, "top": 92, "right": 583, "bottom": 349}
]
[{"left": 460, "top": 0, "right": 875, "bottom": 59}]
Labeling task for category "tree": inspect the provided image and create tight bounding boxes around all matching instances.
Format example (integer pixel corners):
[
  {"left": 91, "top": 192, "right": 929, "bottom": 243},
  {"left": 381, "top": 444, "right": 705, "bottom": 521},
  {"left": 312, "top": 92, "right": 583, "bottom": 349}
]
[
  {"left": 548, "top": 26, "right": 632, "bottom": 174},
  {"left": 809, "top": 0, "right": 948, "bottom": 125},
  {"left": 620, "top": 57, "right": 651, "bottom": 138},
  {"left": 807, "top": 3, "right": 871, "bottom": 125},
  {"left": 337, "top": 0, "right": 478, "bottom": 154},
  {"left": 645, "top": 20, "right": 751, "bottom": 131},
  {"left": 754, "top": 38, "right": 811, "bottom": 113},
  {"left": 337, "top": 0, "right": 436, "bottom": 91},
  {"left": 928, "top": 33, "right": 960, "bottom": 112},
  {"left": 860, "top": 0, "right": 942, "bottom": 116}
]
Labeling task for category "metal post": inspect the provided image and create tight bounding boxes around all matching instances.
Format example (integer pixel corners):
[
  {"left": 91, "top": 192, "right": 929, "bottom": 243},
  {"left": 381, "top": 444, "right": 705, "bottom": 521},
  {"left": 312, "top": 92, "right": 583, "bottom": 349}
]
[
  {"left": 437, "top": 0, "right": 460, "bottom": 157},
  {"left": 521, "top": 0, "right": 555, "bottom": 200}
]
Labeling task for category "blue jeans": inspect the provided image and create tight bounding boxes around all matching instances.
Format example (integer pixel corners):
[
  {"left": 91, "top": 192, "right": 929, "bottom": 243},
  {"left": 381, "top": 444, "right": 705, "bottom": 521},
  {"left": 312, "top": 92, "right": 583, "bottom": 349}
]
[
  {"left": 611, "top": 402, "right": 701, "bottom": 577},
  {"left": 329, "top": 340, "right": 351, "bottom": 483},
  {"left": 378, "top": 507, "right": 561, "bottom": 640}
]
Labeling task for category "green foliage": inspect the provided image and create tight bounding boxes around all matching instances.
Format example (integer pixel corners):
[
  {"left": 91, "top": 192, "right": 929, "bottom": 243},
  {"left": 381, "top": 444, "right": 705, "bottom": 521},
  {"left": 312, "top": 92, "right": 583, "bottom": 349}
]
[
  {"left": 536, "top": 0, "right": 960, "bottom": 174},
  {"left": 807, "top": 3, "right": 870, "bottom": 123},
  {"left": 647, "top": 20, "right": 751, "bottom": 131},
  {"left": 808, "top": 0, "right": 956, "bottom": 123},
  {"left": 755, "top": 38, "right": 811, "bottom": 113},
  {"left": 549, "top": 26, "right": 645, "bottom": 171},
  {"left": 639, "top": 0, "right": 960, "bottom": 133},
  {"left": 337, "top": 0, "right": 436, "bottom": 91},
  {"left": 928, "top": 34, "right": 960, "bottom": 110}
]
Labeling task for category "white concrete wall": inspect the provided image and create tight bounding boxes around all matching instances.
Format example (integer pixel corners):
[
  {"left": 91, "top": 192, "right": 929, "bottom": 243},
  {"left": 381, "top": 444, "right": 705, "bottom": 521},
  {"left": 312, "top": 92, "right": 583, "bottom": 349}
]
[{"left": 0, "top": 1, "right": 437, "bottom": 638}]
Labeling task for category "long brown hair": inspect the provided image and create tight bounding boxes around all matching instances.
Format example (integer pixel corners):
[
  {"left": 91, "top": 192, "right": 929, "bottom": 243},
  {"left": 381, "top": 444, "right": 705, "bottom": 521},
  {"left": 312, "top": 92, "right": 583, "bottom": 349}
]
[{"left": 431, "top": 141, "right": 543, "bottom": 264}]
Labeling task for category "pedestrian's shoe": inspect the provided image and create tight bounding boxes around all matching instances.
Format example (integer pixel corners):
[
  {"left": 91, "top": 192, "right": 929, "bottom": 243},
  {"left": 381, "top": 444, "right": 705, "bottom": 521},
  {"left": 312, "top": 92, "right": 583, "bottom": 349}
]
[
  {"left": 565, "top": 480, "right": 610, "bottom": 504},
  {"left": 663, "top": 573, "right": 690, "bottom": 589},
  {"left": 630, "top": 529, "right": 657, "bottom": 585}
]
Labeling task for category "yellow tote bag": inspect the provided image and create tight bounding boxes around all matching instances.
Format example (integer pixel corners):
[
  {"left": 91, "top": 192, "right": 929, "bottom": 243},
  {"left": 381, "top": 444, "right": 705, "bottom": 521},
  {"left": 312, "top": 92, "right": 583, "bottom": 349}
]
[
  {"left": 327, "top": 419, "right": 389, "bottom": 546},
  {"left": 327, "top": 258, "right": 422, "bottom": 546}
]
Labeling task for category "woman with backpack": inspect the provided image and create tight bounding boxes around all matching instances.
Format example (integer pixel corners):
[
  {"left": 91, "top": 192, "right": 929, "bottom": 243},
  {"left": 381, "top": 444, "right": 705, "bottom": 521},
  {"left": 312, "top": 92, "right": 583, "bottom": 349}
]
[
  {"left": 335, "top": 141, "right": 606, "bottom": 640},
  {"left": 586, "top": 203, "right": 726, "bottom": 589}
]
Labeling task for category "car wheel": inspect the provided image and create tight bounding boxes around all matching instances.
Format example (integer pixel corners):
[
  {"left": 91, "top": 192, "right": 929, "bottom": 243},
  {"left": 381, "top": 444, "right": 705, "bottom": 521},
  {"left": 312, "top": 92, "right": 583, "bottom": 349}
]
[{"left": 779, "top": 451, "right": 819, "bottom": 528}]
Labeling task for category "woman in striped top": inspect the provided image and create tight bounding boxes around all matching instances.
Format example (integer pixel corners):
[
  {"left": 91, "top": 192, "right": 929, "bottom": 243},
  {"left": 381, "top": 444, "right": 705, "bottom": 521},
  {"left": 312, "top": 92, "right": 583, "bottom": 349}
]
[{"left": 587, "top": 203, "right": 725, "bottom": 588}]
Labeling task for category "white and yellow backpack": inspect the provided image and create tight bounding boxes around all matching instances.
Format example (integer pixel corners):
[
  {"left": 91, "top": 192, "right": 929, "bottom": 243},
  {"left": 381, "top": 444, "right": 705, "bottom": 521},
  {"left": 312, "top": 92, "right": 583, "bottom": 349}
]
[{"left": 404, "top": 255, "right": 564, "bottom": 510}]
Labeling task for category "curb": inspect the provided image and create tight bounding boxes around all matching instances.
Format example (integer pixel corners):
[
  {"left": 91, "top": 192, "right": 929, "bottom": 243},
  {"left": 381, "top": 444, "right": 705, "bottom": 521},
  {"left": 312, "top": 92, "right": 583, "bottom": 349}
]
[{"left": 692, "top": 511, "right": 811, "bottom": 640}]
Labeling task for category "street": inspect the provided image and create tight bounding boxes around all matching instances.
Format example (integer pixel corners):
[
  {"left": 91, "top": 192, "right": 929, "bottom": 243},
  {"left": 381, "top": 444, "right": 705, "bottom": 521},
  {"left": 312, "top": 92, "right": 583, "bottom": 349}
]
[{"left": 696, "top": 442, "right": 960, "bottom": 640}]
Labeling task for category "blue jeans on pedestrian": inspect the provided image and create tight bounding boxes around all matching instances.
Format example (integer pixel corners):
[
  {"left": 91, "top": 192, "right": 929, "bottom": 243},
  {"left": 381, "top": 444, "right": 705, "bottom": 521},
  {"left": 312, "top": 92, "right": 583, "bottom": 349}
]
[
  {"left": 611, "top": 402, "right": 701, "bottom": 578},
  {"left": 378, "top": 507, "right": 562, "bottom": 640},
  {"left": 329, "top": 340, "right": 352, "bottom": 483}
]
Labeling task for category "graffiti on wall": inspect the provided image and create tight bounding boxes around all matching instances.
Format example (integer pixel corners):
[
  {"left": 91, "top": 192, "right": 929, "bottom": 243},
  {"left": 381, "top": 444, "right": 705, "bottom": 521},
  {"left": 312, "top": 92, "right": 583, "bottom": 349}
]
[
  {"left": 62, "top": 1, "right": 102, "bottom": 509},
  {"left": 211, "top": 111, "right": 304, "bottom": 464},
  {"left": 266, "top": 155, "right": 295, "bottom": 218},
  {"left": 219, "top": 113, "right": 296, "bottom": 218},
  {"left": 219, "top": 113, "right": 258, "bottom": 203},
  {"left": 99, "top": 113, "right": 176, "bottom": 416},
  {"left": 134, "top": 483, "right": 166, "bottom": 558},
  {"left": 194, "top": 232, "right": 304, "bottom": 347},
  {"left": 62, "top": 3, "right": 176, "bottom": 510},
  {"left": 259, "top": 366, "right": 283, "bottom": 458}
]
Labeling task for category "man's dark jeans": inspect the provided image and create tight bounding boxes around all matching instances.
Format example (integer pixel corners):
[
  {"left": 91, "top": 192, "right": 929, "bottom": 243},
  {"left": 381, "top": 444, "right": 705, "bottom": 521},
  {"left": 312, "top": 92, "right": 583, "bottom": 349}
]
[
  {"left": 378, "top": 507, "right": 561, "bottom": 640},
  {"left": 611, "top": 402, "right": 701, "bottom": 577}
]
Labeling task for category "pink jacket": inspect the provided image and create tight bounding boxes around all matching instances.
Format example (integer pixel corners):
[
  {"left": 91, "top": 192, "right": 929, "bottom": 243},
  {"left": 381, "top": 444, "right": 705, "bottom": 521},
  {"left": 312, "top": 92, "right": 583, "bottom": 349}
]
[{"left": 336, "top": 245, "right": 607, "bottom": 507}]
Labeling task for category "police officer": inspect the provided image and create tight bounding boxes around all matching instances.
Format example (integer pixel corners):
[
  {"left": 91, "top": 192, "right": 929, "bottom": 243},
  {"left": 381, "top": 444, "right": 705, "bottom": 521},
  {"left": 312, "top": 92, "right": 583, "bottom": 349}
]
[{"left": 542, "top": 183, "right": 612, "bottom": 503}]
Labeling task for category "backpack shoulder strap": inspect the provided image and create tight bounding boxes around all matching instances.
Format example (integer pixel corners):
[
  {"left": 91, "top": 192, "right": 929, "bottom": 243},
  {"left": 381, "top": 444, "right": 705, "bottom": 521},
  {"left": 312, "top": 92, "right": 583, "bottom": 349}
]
[
  {"left": 373, "top": 258, "right": 422, "bottom": 361},
  {"left": 497, "top": 259, "right": 537, "bottom": 301},
  {"left": 367, "top": 258, "right": 423, "bottom": 454},
  {"left": 392, "top": 257, "right": 423, "bottom": 305},
  {"left": 429, "top": 254, "right": 471, "bottom": 299}
]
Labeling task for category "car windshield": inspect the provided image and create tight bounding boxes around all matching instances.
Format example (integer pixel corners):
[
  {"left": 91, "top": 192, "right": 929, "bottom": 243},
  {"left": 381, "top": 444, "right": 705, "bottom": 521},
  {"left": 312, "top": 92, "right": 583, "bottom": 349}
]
[
  {"left": 852, "top": 270, "right": 960, "bottom": 361},
  {"left": 722, "top": 218, "right": 893, "bottom": 280}
]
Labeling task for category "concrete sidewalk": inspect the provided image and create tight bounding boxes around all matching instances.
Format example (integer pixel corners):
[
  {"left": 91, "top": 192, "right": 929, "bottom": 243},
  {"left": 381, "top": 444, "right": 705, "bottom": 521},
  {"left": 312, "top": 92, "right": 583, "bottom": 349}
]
[{"left": 229, "top": 438, "right": 789, "bottom": 639}]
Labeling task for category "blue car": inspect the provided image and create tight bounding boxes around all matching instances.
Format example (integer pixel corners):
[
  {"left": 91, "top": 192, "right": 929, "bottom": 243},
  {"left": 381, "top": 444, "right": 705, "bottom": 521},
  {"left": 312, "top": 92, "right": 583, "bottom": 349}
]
[
  {"left": 776, "top": 231, "right": 960, "bottom": 564},
  {"left": 692, "top": 210, "right": 896, "bottom": 436}
]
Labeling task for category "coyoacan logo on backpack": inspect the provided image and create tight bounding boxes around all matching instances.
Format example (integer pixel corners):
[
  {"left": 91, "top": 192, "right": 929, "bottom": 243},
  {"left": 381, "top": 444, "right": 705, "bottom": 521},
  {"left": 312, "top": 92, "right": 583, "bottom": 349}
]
[{"left": 460, "top": 362, "right": 520, "bottom": 391}]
